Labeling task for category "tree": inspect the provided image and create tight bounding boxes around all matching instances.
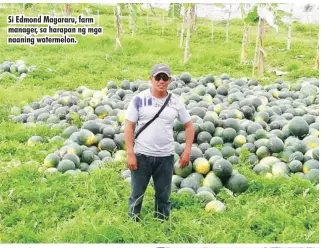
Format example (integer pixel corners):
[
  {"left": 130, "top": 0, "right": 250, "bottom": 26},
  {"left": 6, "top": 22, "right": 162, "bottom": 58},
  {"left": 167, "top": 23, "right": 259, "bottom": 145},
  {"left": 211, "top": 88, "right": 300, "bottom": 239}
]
[
  {"left": 240, "top": 3, "right": 252, "bottom": 63},
  {"left": 314, "top": 33, "right": 319, "bottom": 69},
  {"left": 183, "top": 3, "right": 194, "bottom": 63},
  {"left": 211, "top": 4, "right": 225, "bottom": 41},
  {"left": 249, "top": 4, "right": 279, "bottom": 77},
  {"left": 180, "top": 7, "right": 187, "bottom": 48},
  {"left": 168, "top": 3, "right": 182, "bottom": 37},
  {"left": 125, "top": 3, "right": 141, "bottom": 36},
  {"left": 115, "top": 4, "right": 122, "bottom": 48},
  {"left": 168, "top": 3, "right": 181, "bottom": 23},
  {"left": 287, "top": 4, "right": 294, "bottom": 50},
  {"left": 225, "top": 4, "right": 233, "bottom": 43},
  {"left": 190, "top": 4, "right": 198, "bottom": 35},
  {"left": 64, "top": 3, "right": 72, "bottom": 16},
  {"left": 49, "top": 3, "right": 57, "bottom": 17},
  {"left": 303, "top": 4, "right": 315, "bottom": 47},
  {"left": 184, "top": 6, "right": 191, "bottom": 63}
]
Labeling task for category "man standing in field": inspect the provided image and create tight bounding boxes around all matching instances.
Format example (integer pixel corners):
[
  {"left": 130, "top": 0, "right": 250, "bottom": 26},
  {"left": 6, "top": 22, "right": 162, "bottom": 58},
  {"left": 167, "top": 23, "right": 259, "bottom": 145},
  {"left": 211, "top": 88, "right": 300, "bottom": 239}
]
[{"left": 124, "top": 63, "right": 194, "bottom": 221}]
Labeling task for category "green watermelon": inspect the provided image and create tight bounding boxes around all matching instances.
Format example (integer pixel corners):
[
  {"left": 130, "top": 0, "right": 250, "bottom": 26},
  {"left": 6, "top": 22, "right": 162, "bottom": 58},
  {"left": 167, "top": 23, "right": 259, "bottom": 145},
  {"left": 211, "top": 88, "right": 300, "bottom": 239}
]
[{"left": 226, "top": 174, "right": 248, "bottom": 193}]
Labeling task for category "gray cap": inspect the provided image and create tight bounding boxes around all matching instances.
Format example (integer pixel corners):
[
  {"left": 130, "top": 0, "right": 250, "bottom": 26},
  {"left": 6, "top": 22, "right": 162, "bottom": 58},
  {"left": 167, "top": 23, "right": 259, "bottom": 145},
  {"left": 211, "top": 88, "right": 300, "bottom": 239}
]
[{"left": 151, "top": 63, "right": 171, "bottom": 77}]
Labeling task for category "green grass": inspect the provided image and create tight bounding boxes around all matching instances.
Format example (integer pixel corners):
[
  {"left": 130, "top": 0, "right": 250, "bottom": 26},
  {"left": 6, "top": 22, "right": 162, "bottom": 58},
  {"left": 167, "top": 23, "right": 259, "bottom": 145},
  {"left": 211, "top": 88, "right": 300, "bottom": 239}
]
[{"left": 0, "top": 3, "right": 319, "bottom": 243}]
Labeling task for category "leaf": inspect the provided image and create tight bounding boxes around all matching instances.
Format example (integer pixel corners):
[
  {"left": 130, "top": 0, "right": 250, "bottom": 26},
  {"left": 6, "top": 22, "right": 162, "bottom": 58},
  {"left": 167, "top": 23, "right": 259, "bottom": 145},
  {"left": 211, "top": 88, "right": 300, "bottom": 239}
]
[
  {"left": 258, "top": 5, "right": 278, "bottom": 32},
  {"left": 131, "top": 4, "right": 141, "bottom": 18},
  {"left": 244, "top": 6, "right": 259, "bottom": 23},
  {"left": 183, "top": 3, "right": 195, "bottom": 8},
  {"left": 214, "top": 3, "right": 225, "bottom": 8},
  {"left": 118, "top": 3, "right": 126, "bottom": 11},
  {"left": 168, "top": 3, "right": 181, "bottom": 18},
  {"left": 276, "top": 9, "right": 292, "bottom": 17}
]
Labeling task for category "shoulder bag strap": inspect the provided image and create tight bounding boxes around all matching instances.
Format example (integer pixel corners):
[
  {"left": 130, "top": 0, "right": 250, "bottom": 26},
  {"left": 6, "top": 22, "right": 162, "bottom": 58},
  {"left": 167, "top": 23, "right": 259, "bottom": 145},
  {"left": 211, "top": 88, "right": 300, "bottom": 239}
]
[{"left": 134, "top": 93, "right": 172, "bottom": 140}]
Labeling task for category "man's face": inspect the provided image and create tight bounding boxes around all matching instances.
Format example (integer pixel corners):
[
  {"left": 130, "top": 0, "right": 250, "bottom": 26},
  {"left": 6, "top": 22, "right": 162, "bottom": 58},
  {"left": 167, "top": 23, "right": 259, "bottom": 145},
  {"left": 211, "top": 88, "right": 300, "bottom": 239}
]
[{"left": 150, "top": 73, "right": 171, "bottom": 92}]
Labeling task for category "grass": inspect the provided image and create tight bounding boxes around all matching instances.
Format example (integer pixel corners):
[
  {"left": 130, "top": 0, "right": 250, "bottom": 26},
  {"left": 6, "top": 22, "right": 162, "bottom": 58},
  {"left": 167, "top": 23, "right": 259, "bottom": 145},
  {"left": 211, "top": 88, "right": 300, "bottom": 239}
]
[{"left": 0, "top": 3, "right": 319, "bottom": 243}]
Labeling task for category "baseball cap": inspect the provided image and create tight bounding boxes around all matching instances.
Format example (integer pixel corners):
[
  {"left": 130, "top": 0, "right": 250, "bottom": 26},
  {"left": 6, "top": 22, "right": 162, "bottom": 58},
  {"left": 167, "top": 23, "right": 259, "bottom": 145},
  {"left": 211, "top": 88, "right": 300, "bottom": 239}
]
[{"left": 151, "top": 63, "right": 171, "bottom": 77}]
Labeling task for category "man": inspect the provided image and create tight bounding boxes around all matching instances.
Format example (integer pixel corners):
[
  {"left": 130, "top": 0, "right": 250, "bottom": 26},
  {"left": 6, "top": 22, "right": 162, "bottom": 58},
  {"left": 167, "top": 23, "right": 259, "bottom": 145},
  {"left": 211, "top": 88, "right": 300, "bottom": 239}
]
[{"left": 124, "top": 63, "right": 194, "bottom": 221}]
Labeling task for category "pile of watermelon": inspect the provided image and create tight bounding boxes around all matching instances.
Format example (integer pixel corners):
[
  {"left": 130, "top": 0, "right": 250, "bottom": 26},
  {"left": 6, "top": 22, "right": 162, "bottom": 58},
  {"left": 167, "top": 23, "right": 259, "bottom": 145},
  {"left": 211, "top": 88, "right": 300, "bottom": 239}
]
[
  {"left": 10, "top": 72, "right": 319, "bottom": 211},
  {"left": 0, "top": 60, "right": 36, "bottom": 82}
]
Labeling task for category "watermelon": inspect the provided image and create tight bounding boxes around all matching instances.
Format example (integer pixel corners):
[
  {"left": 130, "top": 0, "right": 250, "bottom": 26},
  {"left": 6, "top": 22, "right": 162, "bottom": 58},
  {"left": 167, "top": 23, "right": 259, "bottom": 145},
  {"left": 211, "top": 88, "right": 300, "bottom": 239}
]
[
  {"left": 212, "top": 159, "right": 233, "bottom": 180},
  {"left": 195, "top": 191, "right": 216, "bottom": 203},
  {"left": 302, "top": 160, "right": 319, "bottom": 174},
  {"left": 180, "top": 177, "right": 200, "bottom": 192},
  {"left": 174, "top": 161, "right": 193, "bottom": 178},
  {"left": 98, "top": 138, "right": 117, "bottom": 152},
  {"left": 288, "top": 117, "right": 309, "bottom": 138},
  {"left": 177, "top": 187, "right": 195, "bottom": 196},
  {"left": 205, "top": 200, "right": 226, "bottom": 213},
  {"left": 44, "top": 153, "right": 60, "bottom": 168},
  {"left": 305, "top": 169, "right": 319, "bottom": 184},
  {"left": 288, "top": 160, "right": 303, "bottom": 173},
  {"left": 172, "top": 175, "right": 184, "bottom": 187},
  {"left": 57, "top": 160, "right": 76, "bottom": 173},
  {"left": 226, "top": 174, "right": 248, "bottom": 193},
  {"left": 193, "top": 157, "right": 211, "bottom": 175},
  {"left": 203, "top": 171, "right": 223, "bottom": 194}
]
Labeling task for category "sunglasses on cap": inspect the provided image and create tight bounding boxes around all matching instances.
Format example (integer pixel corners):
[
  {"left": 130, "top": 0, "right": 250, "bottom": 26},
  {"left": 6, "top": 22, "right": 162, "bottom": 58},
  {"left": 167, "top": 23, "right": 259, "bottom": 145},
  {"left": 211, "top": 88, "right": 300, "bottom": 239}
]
[{"left": 154, "top": 74, "right": 170, "bottom": 81}]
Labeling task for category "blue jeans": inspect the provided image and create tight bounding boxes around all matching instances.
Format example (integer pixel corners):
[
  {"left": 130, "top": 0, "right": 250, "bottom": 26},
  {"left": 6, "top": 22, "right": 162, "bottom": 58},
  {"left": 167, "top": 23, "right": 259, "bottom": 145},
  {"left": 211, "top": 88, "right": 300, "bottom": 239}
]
[{"left": 128, "top": 153, "right": 174, "bottom": 220}]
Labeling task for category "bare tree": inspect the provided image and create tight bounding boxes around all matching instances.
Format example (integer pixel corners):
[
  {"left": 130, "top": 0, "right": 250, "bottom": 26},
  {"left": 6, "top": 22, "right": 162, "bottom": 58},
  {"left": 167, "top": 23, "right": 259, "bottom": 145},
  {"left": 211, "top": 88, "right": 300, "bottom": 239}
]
[
  {"left": 258, "top": 18, "right": 267, "bottom": 76},
  {"left": 64, "top": 3, "right": 72, "bottom": 16},
  {"left": 125, "top": 3, "right": 141, "bottom": 36},
  {"left": 287, "top": 4, "right": 294, "bottom": 50},
  {"left": 304, "top": 4, "right": 314, "bottom": 47},
  {"left": 314, "top": 33, "right": 319, "bottom": 69},
  {"left": 115, "top": 5, "right": 122, "bottom": 48},
  {"left": 240, "top": 3, "right": 252, "bottom": 63},
  {"left": 184, "top": 6, "right": 192, "bottom": 63},
  {"left": 225, "top": 4, "right": 233, "bottom": 43},
  {"left": 180, "top": 7, "right": 187, "bottom": 48},
  {"left": 251, "top": 4, "right": 278, "bottom": 77}
]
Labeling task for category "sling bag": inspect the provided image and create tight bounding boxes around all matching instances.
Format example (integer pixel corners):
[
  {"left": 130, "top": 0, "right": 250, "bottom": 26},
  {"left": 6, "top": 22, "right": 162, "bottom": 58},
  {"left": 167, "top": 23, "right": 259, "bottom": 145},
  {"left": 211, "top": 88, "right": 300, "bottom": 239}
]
[{"left": 134, "top": 93, "right": 172, "bottom": 140}]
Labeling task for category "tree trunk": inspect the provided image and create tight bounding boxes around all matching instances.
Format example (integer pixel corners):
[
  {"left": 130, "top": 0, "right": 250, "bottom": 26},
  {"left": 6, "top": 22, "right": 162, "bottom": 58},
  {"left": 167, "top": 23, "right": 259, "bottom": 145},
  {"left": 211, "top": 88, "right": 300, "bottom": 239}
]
[
  {"left": 116, "top": 5, "right": 122, "bottom": 48},
  {"left": 129, "top": 14, "right": 132, "bottom": 31},
  {"left": 180, "top": 9, "right": 186, "bottom": 48},
  {"left": 132, "top": 21, "right": 136, "bottom": 36},
  {"left": 171, "top": 5, "right": 174, "bottom": 24},
  {"left": 97, "top": 10, "right": 100, "bottom": 27},
  {"left": 146, "top": 12, "right": 149, "bottom": 29},
  {"left": 114, "top": 7, "right": 116, "bottom": 29},
  {"left": 64, "top": 4, "right": 71, "bottom": 16},
  {"left": 287, "top": 4, "right": 293, "bottom": 50},
  {"left": 306, "top": 13, "right": 312, "bottom": 47},
  {"left": 211, "top": 19, "right": 214, "bottom": 41},
  {"left": 241, "top": 24, "right": 249, "bottom": 63},
  {"left": 314, "top": 34, "right": 319, "bottom": 69},
  {"left": 162, "top": 12, "right": 165, "bottom": 36},
  {"left": 23, "top": 3, "right": 25, "bottom": 27},
  {"left": 184, "top": 7, "right": 191, "bottom": 63},
  {"left": 226, "top": 4, "right": 232, "bottom": 43},
  {"left": 193, "top": 5, "right": 197, "bottom": 36},
  {"left": 258, "top": 19, "right": 266, "bottom": 77},
  {"left": 252, "top": 17, "right": 261, "bottom": 78}
]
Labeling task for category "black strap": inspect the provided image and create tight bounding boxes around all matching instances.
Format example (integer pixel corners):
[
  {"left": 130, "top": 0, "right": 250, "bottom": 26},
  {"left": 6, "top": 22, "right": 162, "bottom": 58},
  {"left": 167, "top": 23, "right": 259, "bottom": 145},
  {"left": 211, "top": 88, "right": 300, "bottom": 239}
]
[{"left": 134, "top": 93, "right": 172, "bottom": 139}]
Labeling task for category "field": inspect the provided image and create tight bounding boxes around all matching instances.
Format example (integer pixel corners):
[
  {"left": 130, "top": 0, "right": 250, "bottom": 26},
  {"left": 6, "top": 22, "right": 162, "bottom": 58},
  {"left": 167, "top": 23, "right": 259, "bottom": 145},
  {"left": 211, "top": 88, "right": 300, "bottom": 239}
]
[{"left": 0, "top": 3, "right": 319, "bottom": 243}]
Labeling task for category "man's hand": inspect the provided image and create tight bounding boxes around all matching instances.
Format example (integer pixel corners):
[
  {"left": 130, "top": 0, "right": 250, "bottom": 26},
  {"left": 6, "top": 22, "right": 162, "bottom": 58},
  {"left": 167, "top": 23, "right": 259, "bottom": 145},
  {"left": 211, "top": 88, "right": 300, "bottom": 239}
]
[
  {"left": 179, "top": 150, "right": 190, "bottom": 168},
  {"left": 127, "top": 153, "right": 137, "bottom": 171}
]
